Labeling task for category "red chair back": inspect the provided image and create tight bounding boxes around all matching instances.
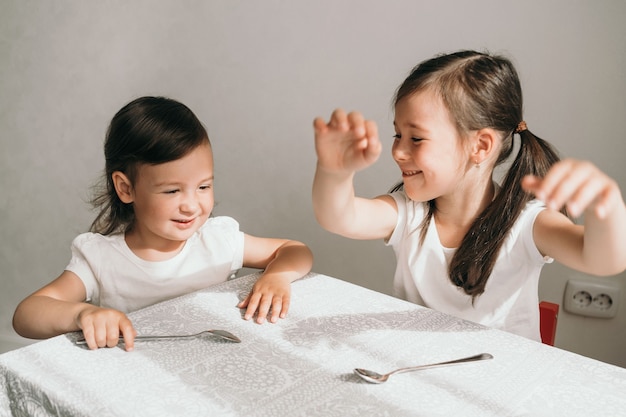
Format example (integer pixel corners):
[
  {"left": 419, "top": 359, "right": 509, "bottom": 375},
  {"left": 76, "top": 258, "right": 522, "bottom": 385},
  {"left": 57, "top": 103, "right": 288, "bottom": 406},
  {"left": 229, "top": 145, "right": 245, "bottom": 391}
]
[{"left": 539, "top": 301, "right": 559, "bottom": 346}]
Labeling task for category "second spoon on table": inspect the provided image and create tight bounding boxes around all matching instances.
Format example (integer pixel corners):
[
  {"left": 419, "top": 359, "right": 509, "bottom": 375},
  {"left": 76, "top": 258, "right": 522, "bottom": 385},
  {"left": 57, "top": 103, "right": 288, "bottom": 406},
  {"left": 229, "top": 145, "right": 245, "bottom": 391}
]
[{"left": 354, "top": 353, "right": 493, "bottom": 384}]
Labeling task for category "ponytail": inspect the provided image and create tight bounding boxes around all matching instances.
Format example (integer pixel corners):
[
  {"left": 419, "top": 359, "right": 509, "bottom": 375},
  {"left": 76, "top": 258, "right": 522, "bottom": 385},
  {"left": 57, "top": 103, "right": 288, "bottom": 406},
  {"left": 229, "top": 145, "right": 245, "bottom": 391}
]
[{"left": 448, "top": 128, "right": 561, "bottom": 300}]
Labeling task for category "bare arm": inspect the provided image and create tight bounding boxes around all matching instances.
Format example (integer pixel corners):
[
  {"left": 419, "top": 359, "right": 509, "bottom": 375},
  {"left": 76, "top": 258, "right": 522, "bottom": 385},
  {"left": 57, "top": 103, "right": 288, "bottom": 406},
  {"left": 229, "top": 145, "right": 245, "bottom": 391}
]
[
  {"left": 237, "top": 235, "right": 313, "bottom": 323},
  {"left": 13, "top": 271, "right": 136, "bottom": 351},
  {"left": 525, "top": 159, "right": 626, "bottom": 275},
  {"left": 312, "top": 109, "right": 398, "bottom": 240}
]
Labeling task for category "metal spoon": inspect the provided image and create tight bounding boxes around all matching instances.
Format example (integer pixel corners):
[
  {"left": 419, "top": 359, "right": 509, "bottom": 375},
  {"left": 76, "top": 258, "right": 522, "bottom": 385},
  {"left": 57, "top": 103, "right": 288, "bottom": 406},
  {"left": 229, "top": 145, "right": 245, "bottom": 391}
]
[
  {"left": 75, "top": 329, "right": 241, "bottom": 345},
  {"left": 354, "top": 353, "right": 493, "bottom": 384}
]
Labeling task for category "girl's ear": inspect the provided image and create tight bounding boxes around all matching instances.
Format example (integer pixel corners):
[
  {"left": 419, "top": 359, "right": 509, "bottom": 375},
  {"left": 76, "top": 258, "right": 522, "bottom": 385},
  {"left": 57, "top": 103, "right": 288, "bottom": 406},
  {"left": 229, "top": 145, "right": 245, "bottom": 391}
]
[
  {"left": 471, "top": 128, "right": 497, "bottom": 165},
  {"left": 112, "top": 171, "right": 134, "bottom": 204}
]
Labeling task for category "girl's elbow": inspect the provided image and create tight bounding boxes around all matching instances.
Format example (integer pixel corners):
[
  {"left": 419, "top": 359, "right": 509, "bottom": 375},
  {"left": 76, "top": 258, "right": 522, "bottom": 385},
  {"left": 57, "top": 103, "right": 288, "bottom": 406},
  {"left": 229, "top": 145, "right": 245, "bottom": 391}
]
[
  {"left": 280, "top": 241, "right": 314, "bottom": 267},
  {"left": 12, "top": 306, "right": 31, "bottom": 339}
]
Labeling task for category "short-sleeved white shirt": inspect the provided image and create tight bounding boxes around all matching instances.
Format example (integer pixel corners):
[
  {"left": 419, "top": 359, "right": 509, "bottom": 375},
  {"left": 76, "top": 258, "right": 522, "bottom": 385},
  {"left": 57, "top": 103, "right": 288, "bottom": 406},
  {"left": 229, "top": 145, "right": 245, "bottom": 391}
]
[
  {"left": 66, "top": 216, "right": 244, "bottom": 313},
  {"left": 386, "top": 191, "right": 551, "bottom": 341}
]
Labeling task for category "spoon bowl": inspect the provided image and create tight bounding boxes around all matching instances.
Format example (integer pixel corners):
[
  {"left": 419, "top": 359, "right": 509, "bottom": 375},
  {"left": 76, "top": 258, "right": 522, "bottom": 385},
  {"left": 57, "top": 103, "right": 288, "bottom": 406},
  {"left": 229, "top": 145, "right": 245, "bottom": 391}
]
[
  {"left": 75, "top": 329, "right": 241, "bottom": 345},
  {"left": 354, "top": 353, "right": 493, "bottom": 384}
]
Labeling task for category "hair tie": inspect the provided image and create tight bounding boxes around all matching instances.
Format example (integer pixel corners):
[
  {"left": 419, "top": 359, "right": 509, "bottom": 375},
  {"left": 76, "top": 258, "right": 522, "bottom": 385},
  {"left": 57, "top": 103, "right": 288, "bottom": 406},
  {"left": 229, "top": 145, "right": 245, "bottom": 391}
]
[{"left": 515, "top": 121, "right": 527, "bottom": 134}]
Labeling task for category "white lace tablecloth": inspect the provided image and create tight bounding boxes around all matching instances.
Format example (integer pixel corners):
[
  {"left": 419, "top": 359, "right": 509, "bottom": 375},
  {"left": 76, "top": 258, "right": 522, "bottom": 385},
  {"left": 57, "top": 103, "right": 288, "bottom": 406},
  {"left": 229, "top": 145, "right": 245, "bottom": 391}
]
[{"left": 1, "top": 272, "right": 625, "bottom": 417}]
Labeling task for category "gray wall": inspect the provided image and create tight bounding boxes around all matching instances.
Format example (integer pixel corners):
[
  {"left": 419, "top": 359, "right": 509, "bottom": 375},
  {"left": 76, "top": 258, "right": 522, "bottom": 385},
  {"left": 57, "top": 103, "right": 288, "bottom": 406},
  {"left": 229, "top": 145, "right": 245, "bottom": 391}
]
[{"left": 1, "top": 1, "right": 625, "bottom": 366}]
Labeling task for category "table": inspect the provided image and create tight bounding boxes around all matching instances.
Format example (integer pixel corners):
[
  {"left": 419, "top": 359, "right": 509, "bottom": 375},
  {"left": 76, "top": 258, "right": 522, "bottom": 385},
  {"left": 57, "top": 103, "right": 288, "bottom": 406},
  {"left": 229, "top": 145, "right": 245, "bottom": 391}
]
[{"left": 1, "top": 272, "right": 625, "bottom": 416}]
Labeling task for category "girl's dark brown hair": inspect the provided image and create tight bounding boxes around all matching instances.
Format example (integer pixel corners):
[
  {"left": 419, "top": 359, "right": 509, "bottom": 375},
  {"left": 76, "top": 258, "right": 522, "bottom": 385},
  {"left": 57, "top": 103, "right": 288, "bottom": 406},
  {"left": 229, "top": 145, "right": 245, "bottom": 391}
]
[
  {"left": 393, "top": 50, "right": 561, "bottom": 300},
  {"left": 90, "top": 96, "right": 210, "bottom": 235}
]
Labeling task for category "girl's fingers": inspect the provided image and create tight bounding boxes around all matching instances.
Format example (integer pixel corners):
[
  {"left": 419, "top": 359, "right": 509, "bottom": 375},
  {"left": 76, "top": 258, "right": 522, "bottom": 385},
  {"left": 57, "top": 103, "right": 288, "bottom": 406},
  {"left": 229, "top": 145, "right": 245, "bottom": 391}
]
[
  {"left": 347, "top": 111, "right": 366, "bottom": 138},
  {"left": 591, "top": 181, "right": 620, "bottom": 219},
  {"left": 329, "top": 108, "right": 348, "bottom": 130},
  {"left": 543, "top": 166, "right": 591, "bottom": 211},
  {"left": 566, "top": 176, "right": 605, "bottom": 217},
  {"left": 269, "top": 293, "right": 290, "bottom": 322},
  {"left": 254, "top": 296, "right": 273, "bottom": 324},
  {"left": 314, "top": 109, "right": 379, "bottom": 173},
  {"left": 77, "top": 309, "right": 134, "bottom": 351},
  {"left": 81, "top": 326, "right": 97, "bottom": 350},
  {"left": 523, "top": 160, "right": 618, "bottom": 218},
  {"left": 269, "top": 297, "right": 283, "bottom": 323},
  {"left": 106, "top": 321, "right": 121, "bottom": 348},
  {"left": 237, "top": 293, "right": 251, "bottom": 309},
  {"left": 243, "top": 291, "right": 274, "bottom": 324},
  {"left": 119, "top": 320, "right": 136, "bottom": 352},
  {"left": 521, "top": 175, "right": 541, "bottom": 193},
  {"left": 279, "top": 294, "right": 290, "bottom": 319},
  {"left": 313, "top": 117, "right": 328, "bottom": 134},
  {"left": 93, "top": 324, "right": 108, "bottom": 348},
  {"left": 315, "top": 109, "right": 368, "bottom": 138},
  {"left": 363, "top": 120, "right": 381, "bottom": 161},
  {"left": 531, "top": 160, "right": 573, "bottom": 203},
  {"left": 241, "top": 292, "right": 259, "bottom": 321},
  {"left": 242, "top": 285, "right": 291, "bottom": 324}
]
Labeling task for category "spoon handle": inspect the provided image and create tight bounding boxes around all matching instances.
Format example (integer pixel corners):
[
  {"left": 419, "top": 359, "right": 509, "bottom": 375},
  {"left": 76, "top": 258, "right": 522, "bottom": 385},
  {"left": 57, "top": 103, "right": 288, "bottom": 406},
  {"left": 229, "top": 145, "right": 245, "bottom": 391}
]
[
  {"left": 75, "top": 333, "right": 198, "bottom": 345},
  {"left": 130, "top": 334, "right": 197, "bottom": 341},
  {"left": 391, "top": 353, "right": 493, "bottom": 376}
]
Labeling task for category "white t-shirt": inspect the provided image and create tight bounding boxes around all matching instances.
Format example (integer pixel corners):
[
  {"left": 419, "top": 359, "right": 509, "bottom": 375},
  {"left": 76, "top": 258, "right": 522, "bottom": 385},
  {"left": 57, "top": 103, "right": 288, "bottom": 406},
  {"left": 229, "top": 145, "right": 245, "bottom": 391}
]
[
  {"left": 386, "top": 191, "right": 552, "bottom": 341},
  {"left": 66, "top": 216, "right": 244, "bottom": 313}
]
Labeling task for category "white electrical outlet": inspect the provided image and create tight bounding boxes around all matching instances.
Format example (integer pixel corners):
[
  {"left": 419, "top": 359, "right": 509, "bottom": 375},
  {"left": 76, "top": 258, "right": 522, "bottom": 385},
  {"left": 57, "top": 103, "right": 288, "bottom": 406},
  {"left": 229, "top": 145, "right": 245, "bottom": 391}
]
[{"left": 563, "top": 279, "right": 620, "bottom": 318}]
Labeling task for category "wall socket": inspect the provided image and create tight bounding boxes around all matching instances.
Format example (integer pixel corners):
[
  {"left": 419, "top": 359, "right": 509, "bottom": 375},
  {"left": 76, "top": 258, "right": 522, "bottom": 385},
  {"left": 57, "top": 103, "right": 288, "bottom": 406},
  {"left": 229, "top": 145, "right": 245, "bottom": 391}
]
[{"left": 563, "top": 279, "right": 621, "bottom": 318}]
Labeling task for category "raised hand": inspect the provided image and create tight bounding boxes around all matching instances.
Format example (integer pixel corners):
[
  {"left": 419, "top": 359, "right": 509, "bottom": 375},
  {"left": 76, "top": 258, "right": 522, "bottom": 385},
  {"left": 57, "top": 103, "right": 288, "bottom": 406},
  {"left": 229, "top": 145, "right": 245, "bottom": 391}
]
[
  {"left": 522, "top": 158, "right": 624, "bottom": 219},
  {"left": 313, "top": 109, "right": 382, "bottom": 175}
]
